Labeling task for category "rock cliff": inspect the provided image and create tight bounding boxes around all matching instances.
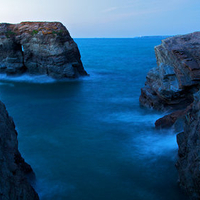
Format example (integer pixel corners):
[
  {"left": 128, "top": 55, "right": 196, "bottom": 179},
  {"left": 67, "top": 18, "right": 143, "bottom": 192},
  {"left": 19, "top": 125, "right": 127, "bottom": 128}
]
[
  {"left": 0, "top": 100, "right": 39, "bottom": 199},
  {"left": 176, "top": 91, "right": 200, "bottom": 199},
  {"left": 140, "top": 32, "right": 200, "bottom": 111},
  {"left": 0, "top": 22, "right": 88, "bottom": 78},
  {"left": 140, "top": 32, "right": 200, "bottom": 199}
]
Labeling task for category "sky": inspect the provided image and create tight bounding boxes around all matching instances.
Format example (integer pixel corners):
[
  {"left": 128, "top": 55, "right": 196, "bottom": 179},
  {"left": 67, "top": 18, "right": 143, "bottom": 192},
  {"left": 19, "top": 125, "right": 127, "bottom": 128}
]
[{"left": 0, "top": 0, "right": 199, "bottom": 38}]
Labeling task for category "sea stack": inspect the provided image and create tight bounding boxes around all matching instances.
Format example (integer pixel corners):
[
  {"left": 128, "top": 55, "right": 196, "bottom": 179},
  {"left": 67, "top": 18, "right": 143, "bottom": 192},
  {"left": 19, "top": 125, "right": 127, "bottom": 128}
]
[
  {"left": 140, "top": 32, "right": 200, "bottom": 199},
  {"left": 0, "top": 100, "right": 39, "bottom": 199},
  {"left": 0, "top": 22, "right": 88, "bottom": 78}
]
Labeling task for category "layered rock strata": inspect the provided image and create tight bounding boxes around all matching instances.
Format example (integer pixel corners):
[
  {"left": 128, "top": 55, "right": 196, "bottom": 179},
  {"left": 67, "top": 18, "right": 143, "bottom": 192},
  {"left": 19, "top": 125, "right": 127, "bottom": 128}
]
[
  {"left": 0, "top": 22, "right": 88, "bottom": 78},
  {"left": 0, "top": 100, "right": 39, "bottom": 199},
  {"left": 140, "top": 32, "right": 200, "bottom": 199},
  {"left": 140, "top": 32, "right": 200, "bottom": 111}
]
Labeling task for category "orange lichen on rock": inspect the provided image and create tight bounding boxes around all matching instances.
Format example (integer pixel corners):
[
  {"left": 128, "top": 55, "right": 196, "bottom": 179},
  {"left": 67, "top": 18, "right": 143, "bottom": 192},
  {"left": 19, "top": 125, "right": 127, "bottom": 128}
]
[{"left": 42, "top": 30, "right": 53, "bottom": 35}]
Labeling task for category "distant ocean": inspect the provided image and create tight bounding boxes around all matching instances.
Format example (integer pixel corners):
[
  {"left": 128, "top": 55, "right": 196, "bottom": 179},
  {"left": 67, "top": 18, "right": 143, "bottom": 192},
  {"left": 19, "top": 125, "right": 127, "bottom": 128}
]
[{"left": 0, "top": 38, "right": 188, "bottom": 200}]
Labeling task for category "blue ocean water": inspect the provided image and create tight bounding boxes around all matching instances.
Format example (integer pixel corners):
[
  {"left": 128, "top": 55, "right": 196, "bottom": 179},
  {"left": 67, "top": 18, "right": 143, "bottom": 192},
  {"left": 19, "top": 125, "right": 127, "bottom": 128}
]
[{"left": 0, "top": 38, "right": 188, "bottom": 200}]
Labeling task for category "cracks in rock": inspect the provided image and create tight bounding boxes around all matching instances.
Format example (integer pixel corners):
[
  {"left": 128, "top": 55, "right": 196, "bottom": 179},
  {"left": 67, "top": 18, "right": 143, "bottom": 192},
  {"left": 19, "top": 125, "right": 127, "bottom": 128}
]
[{"left": 19, "top": 43, "right": 27, "bottom": 73}]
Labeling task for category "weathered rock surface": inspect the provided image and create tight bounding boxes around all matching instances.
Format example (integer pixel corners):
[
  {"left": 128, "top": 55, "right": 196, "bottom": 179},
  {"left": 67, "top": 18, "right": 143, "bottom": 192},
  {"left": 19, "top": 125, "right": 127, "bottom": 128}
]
[
  {"left": 140, "top": 32, "right": 200, "bottom": 199},
  {"left": 155, "top": 109, "right": 186, "bottom": 129},
  {"left": 0, "top": 22, "right": 88, "bottom": 78},
  {"left": 176, "top": 91, "right": 200, "bottom": 199},
  {"left": 140, "top": 32, "right": 200, "bottom": 111},
  {"left": 0, "top": 101, "right": 39, "bottom": 199}
]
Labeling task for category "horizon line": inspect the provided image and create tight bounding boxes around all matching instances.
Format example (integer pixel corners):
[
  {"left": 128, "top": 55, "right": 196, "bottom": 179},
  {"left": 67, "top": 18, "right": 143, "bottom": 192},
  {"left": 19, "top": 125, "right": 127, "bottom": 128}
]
[{"left": 73, "top": 35, "right": 173, "bottom": 39}]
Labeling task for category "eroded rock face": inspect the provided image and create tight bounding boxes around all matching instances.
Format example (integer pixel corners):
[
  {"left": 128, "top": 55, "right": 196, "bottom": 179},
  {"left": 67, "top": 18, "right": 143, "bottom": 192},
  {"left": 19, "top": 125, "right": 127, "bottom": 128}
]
[
  {"left": 140, "top": 32, "right": 200, "bottom": 111},
  {"left": 140, "top": 32, "right": 200, "bottom": 199},
  {"left": 0, "top": 101, "right": 39, "bottom": 200},
  {"left": 0, "top": 22, "right": 88, "bottom": 78},
  {"left": 176, "top": 91, "right": 200, "bottom": 199}
]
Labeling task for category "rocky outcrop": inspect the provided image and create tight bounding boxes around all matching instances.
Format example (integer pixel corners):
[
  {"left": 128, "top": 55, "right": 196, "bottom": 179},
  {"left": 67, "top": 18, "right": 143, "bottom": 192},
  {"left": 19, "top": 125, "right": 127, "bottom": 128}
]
[
  {"left": 155, "top": 109, "right": 186, "bottom": 129},
  {"left": 0, "top": 22, "right": 88, "bottom": 78},
  {"left": 140, "top": 32, "right": 200, "bottom": 111},
  {"left": 0, "top": 101, "right": 39, "bottom": 199},
  {"left": 140, "top": 32, "right": 200, "bottom": 199},
  {"left": 176, "top": 91, "right": 200, "bottom": 199}
]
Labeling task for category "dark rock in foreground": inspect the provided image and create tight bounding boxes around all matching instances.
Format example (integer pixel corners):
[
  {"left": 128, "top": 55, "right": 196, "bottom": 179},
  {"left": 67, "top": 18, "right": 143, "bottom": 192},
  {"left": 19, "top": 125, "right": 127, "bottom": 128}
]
[
  {"left": 0, "top": 22, "right": 88, "bottom": 78},
  {"left": 0, "top": 101, "right": 39, "bottom": 199},
  {"left": 176, "top": 91, "right": 200, "bottom": 199}
]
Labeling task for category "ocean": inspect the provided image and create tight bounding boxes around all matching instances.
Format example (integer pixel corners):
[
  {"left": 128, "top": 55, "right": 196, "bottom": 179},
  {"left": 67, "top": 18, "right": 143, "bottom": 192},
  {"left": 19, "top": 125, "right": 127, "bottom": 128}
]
[{"left": 0, "top": 38, "right": 188, "bottom": 200}]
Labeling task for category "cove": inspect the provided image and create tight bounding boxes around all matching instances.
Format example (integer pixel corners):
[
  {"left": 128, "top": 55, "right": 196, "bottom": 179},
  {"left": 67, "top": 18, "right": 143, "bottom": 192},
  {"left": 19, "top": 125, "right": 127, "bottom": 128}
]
[{"left": 0, "top": 38, "right": 188, "bottom": 200}]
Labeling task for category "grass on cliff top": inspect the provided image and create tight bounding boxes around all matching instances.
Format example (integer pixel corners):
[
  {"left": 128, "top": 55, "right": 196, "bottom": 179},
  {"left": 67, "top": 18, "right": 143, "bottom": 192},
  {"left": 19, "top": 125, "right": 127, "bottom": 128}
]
[
  {"left": 30, "top": 28, "right": 65, "bottom": 36},
  {"left": 31, "top": 30, "right": 39, "bottom": 36},
  {"left": 5, "top": 30, "right": 16, "bottom": 38}
]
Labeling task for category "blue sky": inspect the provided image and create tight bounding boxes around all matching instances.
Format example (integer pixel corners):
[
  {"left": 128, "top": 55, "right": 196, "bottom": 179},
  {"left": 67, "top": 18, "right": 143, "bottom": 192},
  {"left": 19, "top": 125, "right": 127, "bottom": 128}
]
[{"left": 0, "top": 0, "right": 199, "bottom": 37}]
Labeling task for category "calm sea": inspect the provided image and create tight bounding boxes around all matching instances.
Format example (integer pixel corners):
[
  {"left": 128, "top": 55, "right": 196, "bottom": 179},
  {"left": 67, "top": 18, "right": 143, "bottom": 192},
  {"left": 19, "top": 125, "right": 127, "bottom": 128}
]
[{"left": 0, "top": 38, "right": 188, "bottom": 200}]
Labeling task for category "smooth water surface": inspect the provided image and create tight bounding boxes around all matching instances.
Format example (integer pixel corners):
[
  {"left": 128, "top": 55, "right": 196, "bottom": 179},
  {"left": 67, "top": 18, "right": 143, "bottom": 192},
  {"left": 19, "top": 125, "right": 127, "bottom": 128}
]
[{"left": 0, "top": 37, "right": 188, "bottom": 200}]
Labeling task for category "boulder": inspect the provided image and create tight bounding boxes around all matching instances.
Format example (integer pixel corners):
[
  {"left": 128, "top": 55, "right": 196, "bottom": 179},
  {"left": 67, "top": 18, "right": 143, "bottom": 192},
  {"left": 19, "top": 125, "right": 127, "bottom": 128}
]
[
  {"left": 0, "top": 22, "right": 88, "bottom": 78},
  {"left": 155, "top": 109, "right": 186, "bottom": 129},
  {"left": 155, "top": 104, "right": 192, "bottom": 129}
]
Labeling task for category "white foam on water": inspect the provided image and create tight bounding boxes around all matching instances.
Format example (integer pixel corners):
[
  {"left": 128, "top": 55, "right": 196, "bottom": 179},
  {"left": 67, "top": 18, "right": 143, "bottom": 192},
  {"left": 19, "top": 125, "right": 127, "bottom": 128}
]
[
  {"left": 0, "top": 82, "right": 15, "bottom": 87},
  {"left": 109, "top": 97, "right": 135, "bottom": 104},
  {"left": 104, "top": 111, "right": 163, "bottom": 126},
  {"left": 111, "top": 111, "right": 178, "bottom": 160},
  {"left": 79, "top": 70, "right": 107, "bottom": 81},
  {"left": 0, "top": 74, "right": 56, "bottom": 83},
  {"left": 0, "top": 69, "right": 129, "bottom": 85},
  {"left": 132, "top": 129, "right": 178, "bottom": 160},
  {"left": 0, "top": 72, "right": 100, "bottom": 84}
]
